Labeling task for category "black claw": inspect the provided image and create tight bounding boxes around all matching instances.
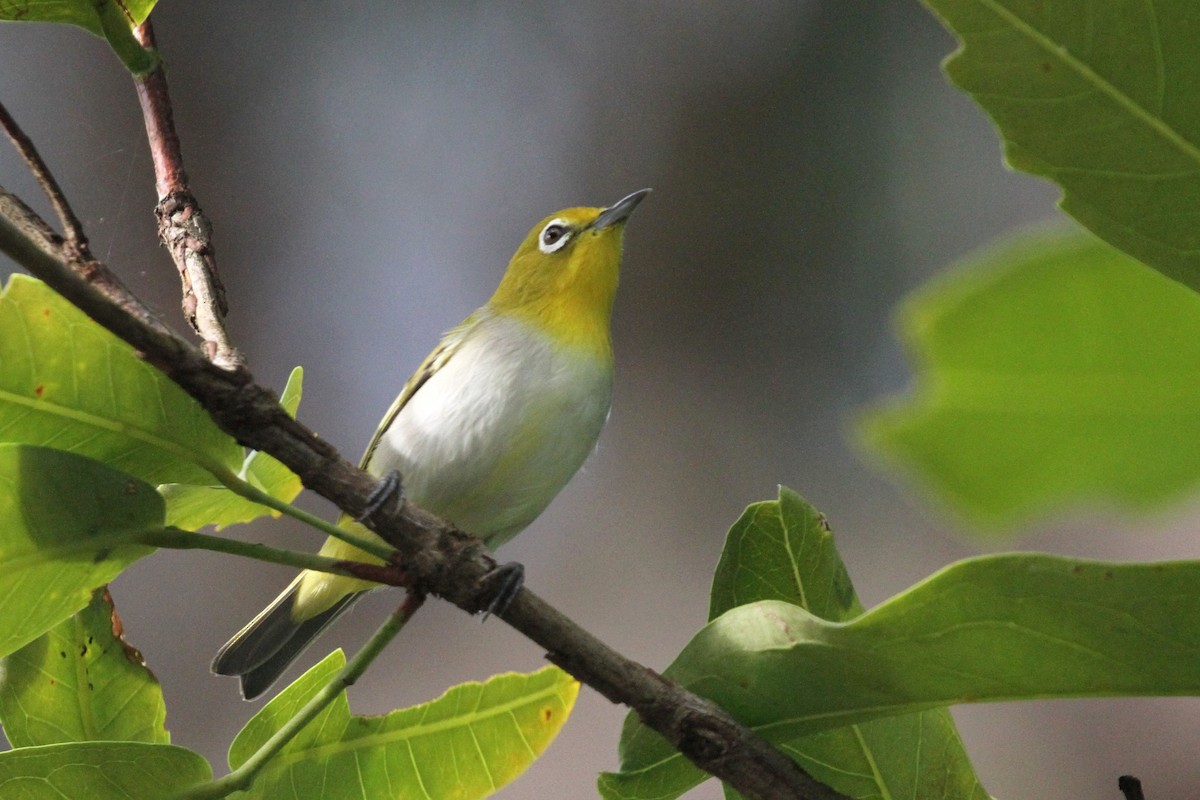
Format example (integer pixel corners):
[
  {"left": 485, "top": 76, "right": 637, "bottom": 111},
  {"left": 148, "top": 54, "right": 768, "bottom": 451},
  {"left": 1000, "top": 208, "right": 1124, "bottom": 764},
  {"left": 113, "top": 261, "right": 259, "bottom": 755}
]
[
  {"left": 359, "top": 470, "right": 403, "bottom": 521},
  {"left": 482, "top": 561, "right": 524, "bottom": 620}
]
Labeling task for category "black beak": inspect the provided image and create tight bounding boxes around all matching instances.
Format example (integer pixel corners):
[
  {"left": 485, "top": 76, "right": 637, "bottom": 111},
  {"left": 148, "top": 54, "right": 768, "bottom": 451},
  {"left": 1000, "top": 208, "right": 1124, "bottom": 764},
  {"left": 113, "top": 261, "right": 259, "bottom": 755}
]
[{"left": 591, "top": 188, "right": 651, "bottom": 230}]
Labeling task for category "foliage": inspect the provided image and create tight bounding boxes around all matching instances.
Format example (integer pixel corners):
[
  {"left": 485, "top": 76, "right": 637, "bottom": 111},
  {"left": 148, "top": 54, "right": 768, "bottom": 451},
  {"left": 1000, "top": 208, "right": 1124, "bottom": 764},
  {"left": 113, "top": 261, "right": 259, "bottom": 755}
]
[
  {"left": 0, "top": 444, "right": 158, "bottom": 659},
  {"left": 0, "top": 275, "right": 242, "bottom": 488},
  {"left": 0, "top": 589, "right": 168, "bottom": 747},
  {"left": 860, "top": 230, "right": 1200, "bottom": 527},
  {"left": 229, "top": 653, "right": 578, "bottom": 800},
  {"left": 0, "top": 742, "right": 211, "bottom": 800},
  {"left": 602, "top": 490, "right": 1200, "bottom": 798},
  {"left": 923, "top": 0, "right": 1200, "bottom": 293},
  {"left": 0, "top": 0, "right": 156, "bottom": 34},
  {"left": 159, "top": 367, "right": 306, "bottom": 531},
  {"left": 0, "top": 0, "right": 159, "bottom": 72},
  {"left": 601, "top": 490, "right": 990, "bottom": 800},
  {"left": 3, "top": 1, "right": 1200, "bottom": 799}
]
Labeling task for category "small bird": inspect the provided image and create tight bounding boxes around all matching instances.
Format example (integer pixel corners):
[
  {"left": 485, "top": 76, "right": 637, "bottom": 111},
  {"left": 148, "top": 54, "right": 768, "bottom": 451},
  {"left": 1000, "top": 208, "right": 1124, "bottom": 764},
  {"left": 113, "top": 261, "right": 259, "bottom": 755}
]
[{"left": 213, "top": 189, "right": 650, "bottom": 699}]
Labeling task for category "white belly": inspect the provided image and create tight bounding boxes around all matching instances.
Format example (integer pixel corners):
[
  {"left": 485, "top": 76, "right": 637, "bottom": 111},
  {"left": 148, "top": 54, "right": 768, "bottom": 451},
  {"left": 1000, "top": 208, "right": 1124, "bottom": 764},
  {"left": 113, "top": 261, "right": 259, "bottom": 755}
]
[{"left": 367, "top": 313, "right": 612, "bottom": 548}]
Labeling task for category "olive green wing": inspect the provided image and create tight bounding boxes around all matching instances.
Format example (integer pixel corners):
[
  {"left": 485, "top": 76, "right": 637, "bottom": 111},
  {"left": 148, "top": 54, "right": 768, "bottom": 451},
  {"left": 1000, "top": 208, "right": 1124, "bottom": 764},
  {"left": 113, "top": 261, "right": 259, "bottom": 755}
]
[{"left": 358, "top": 314, "right": 477, "bottom": 470}]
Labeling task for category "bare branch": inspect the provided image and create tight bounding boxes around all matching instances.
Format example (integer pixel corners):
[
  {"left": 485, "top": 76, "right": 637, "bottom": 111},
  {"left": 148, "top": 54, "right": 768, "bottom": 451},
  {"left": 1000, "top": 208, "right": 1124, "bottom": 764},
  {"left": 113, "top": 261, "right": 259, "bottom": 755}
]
[
  {"left": 0, "top": 101, "right": 88, "bottom": 255},
  {"left": 1119, "top": 775, "right": 1145, "bottom": 800},
  {"left": 131, "top": 20, "right": 241, "bottom": 369},
  {"left": 0, "top": 104, "right": 173, "bottom": 337}
]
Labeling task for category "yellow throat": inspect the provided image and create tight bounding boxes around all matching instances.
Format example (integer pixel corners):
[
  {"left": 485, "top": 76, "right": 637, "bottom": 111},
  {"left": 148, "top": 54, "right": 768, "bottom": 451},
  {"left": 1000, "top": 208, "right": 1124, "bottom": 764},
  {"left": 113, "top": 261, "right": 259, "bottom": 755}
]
[{"left": 488, "top": 189, "right": 650, "bottom": 355}]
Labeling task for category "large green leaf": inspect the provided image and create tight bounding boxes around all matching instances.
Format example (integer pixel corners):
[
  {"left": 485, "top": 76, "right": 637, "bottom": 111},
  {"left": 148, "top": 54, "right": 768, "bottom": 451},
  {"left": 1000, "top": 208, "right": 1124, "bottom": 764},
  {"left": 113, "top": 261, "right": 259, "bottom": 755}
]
[
  {"left": 0, "top": 742, "right": 210, "bottom": 799},
  {"left": 922, "top": 0, "right": 1200, "bottom": 292},
  {"left": 0, "top": 588, "right": 167, "bottom": 747},
  {"left": 603, "top": 489, "right": 988, "bottom": 800},
  {"left": 226, "top": 651, "right": 579, "bottom": 800},
  {"left": 607, "top": 552, "right": 1200, "bottom": 797},
  {"left": 860, "top": 230, "right": 1200, "bottom": 528},
  {"left": 0, "top": 444, "right": 159, "bottom": 659},
  {"left": 0, "top": 0, "right": 156, "bottom": 33},
  {"left": 160, "top": 367, "right": 305, "bottom": 531},
  {"left": 0, "top": 274, "right": 243, "bottom": 488}
]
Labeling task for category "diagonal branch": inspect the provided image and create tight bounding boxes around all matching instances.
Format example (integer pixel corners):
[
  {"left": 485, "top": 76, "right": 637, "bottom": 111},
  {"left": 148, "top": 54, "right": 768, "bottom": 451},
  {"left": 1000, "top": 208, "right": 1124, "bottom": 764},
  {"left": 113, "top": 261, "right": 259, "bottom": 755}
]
[
  {"left": 0, "top": 172, "right": 846, "bottom": 800},
  {"left": 0, "top": 111, "right": 848, "bottom": 800}
]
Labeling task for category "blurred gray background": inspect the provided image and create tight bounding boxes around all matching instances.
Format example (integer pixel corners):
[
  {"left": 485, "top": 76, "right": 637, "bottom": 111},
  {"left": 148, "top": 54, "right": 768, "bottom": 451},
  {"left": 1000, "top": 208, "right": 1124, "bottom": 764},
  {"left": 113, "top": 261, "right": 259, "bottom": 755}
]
[{"left": 3, "top": 3, "right": 1199, "bottom": 798}]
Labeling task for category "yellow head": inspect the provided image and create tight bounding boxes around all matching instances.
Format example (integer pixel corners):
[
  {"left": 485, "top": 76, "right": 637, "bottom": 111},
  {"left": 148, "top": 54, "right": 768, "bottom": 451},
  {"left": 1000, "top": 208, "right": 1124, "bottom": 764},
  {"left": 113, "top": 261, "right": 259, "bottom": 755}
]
[{"left": 488, "top": 189, "right": 650, "bottom": 355}]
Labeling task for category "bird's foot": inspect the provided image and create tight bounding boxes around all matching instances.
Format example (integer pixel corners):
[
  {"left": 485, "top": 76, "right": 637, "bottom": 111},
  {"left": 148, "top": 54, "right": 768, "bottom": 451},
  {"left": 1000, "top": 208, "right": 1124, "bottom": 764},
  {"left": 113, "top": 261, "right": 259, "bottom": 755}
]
[
  {"left": 482, "top": 561, "right": 525, "bottom": 620},
  {"left": 359, "top": 470, "right": 404, "bottom": 521}
]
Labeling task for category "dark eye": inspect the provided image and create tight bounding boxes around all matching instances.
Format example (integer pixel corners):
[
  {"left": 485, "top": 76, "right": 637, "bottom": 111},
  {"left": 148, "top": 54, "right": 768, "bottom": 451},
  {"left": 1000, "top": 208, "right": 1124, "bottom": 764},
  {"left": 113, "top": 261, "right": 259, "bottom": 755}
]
[{"left": 538, "top": 219, "right": 571, "bottom": 253}]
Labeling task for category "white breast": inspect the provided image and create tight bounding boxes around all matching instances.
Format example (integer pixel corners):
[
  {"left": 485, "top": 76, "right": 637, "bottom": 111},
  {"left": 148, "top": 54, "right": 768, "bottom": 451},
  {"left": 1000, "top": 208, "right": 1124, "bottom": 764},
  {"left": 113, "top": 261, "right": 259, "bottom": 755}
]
[{"left": 368, "top": 313, "right": 613, "bottom": 548}]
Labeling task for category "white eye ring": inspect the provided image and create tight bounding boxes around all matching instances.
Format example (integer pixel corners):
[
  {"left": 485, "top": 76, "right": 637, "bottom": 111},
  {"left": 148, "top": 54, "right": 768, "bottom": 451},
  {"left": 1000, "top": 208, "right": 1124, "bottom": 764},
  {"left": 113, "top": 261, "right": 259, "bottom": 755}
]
[{"left": 538, "top": 218, "right": 572, "bottom": 254}]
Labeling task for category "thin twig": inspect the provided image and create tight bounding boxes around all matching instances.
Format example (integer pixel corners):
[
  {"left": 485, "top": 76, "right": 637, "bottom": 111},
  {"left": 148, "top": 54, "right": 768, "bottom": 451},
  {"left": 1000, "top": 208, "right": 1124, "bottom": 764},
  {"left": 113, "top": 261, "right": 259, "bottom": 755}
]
[
  {"left": 196, "top": 461, "right": 400, "bottom": 563},
  {"left": 173, "top": 592, "right": 426, "bottom": 799},
  {"left": 0, "top": 104, "right": 173, "bottom": 337},
  {"left": 143, "top": 527, "right": 410, "bottom": 587},
  {"left": 130, "top": 21, "right": 186, "bottom": 201},
  {"left": 0, "top": 101, "right": 88, "bottom": 256},
  {"left": 1118, "top": 775, "right": 1145, "bottom": 800},
  {"left": 131, "top": 20, "right": 241, "bottom": 369}
]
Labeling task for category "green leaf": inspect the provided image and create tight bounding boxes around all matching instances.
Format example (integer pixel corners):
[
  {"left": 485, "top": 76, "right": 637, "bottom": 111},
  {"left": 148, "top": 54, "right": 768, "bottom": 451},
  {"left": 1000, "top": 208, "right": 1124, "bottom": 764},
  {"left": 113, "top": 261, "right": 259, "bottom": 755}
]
[
  {"left": 227, "top": 651, "right": 579, "bottom": 800},
  {"left": 708, "top": 488, "right": 857, "bottom": 623},
  {"left": 0, "top": 1, "right": 159, "bottom": 73},
  {"left": 0, "top": 742, "right": 210, "bottom": 799},
  {"left": 922, "top": 0, "right": 1200, "bottom": 292},
  {"left": 160, "top": 367, "right": 305, "bottom": 531},
  {"left": 604, "top": 489, "right": 988, "bottom": 800},
  {"left": 760, "top": 712, "right": 990, "bottom": 800},
  {"left": 859, "top": 229, "right": 1200, "bottom": 528},
  {"left": 607, "top": 551, "right": 1200, "bottom": 798},
  {"left": 715, "top": 490, "right": 986, "bottom": 800},
  {"left": 0, "top": 0, "right": 157, "bottom": 33},
  {"left": 0, "top": 444, "right": 159, "bottom": 659},
  {"left": 243, "top": 366, "right": 304, "bottom": 497},
  {"left": 0, "top": 274, "right": 243, "bottom": 487},
  {"left": 0, "top": 588, "right": 167, "bottom": 747}
]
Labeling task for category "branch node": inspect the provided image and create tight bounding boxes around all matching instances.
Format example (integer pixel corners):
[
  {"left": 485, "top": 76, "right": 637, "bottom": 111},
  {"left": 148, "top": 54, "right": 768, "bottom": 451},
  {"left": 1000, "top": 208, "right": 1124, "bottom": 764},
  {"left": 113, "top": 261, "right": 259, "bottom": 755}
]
[
  {"left": 133, "top": 20, "right": 242, "bottom": 370},
  {"left": 680, "top": 720, "right": 728, "bottom": 762}
]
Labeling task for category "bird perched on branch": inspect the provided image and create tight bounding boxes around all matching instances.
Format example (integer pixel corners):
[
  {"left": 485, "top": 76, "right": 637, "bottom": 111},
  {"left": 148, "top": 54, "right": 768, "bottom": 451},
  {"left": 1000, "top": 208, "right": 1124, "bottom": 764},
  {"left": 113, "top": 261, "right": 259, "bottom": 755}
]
[{"left": 213, "top": 189, "right": 650, "bottom": 699}]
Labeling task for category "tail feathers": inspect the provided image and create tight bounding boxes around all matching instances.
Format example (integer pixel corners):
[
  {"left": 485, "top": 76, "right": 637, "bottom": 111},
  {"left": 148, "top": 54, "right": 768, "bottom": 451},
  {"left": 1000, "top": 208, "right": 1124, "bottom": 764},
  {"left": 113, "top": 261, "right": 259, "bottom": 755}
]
[{"left": 213, "top": 580, "right": 363, "bottom": 700}]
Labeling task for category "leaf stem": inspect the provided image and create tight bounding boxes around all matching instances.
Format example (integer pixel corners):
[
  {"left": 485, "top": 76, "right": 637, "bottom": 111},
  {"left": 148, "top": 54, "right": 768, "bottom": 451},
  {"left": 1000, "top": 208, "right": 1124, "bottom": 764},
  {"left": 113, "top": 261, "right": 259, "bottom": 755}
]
[
  {"left": 96, "top": 0, "right": 158, "bottom": 75},
  {"left": 204, "top": 464, "right": 397, "bottom": 563},
  {"left": 0, "top": 103, "right": 87, "bottom": 253},
  {"left": 141, "top": 527, "right": 405, "bottom": 585},
  {"left": 172, "top": 592, "right": 425, "bottom": 800}
]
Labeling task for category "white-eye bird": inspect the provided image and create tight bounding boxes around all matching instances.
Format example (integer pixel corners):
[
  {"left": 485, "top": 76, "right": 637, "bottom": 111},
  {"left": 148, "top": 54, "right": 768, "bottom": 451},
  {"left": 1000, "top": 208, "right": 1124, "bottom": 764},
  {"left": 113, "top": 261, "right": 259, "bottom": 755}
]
[{"left": 213, "top": 189, "right": 650, "bottom": 699}]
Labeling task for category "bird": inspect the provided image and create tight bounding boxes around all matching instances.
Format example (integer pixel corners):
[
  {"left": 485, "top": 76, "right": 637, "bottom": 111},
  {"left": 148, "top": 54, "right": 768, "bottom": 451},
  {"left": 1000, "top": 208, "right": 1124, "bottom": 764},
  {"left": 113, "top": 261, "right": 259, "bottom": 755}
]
[{"left": 213, "top": 189, "right": 650, "bottom": 699}]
